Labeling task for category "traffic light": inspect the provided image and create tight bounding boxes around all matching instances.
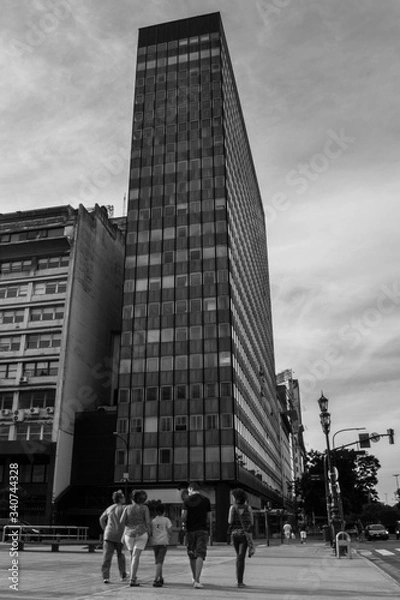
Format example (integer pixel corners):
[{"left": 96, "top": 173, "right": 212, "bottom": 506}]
[
  {"left": 359, "top": 433, "right": 371, "bottom": 448},
  {"left": 387, "top": 428, "right": 395, "bottom": 444}
]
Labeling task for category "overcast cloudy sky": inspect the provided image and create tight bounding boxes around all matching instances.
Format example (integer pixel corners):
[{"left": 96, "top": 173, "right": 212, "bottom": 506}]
[{"left": 1, "top": 0, "right": 399, "bottom": 504}]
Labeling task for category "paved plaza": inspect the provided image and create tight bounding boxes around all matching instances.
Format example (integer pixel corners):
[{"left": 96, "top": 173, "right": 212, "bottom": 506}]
[{"left": 1, "top": 539, "right": 399, "bottom": 600}]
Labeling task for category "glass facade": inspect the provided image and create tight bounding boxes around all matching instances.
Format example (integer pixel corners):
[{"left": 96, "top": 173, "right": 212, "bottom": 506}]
[{"left": 118, "top": 13, "right": 282, "bottom": 503}]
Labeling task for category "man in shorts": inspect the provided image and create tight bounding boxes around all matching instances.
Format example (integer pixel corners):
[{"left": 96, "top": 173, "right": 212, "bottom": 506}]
[{"left": 181, "top": 481, "right": 211, "bottom": 589}]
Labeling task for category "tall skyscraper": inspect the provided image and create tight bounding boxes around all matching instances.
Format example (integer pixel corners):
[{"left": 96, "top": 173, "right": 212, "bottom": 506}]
[{"left": 116, "top": 12, "right": 283, "bottom": 539}]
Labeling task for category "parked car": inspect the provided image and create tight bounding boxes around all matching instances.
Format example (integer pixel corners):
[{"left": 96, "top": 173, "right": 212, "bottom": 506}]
[
  {"left": 365, "top": 524, "right": 389, "bottom": 541},
  {"left": 0, "top": 518, "right": 43, "bottom": 542}
]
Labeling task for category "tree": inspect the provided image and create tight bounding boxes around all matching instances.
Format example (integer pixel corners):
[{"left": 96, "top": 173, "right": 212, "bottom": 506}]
[{"left": 296, "top": 449, "right": 381, "bottom": 521}]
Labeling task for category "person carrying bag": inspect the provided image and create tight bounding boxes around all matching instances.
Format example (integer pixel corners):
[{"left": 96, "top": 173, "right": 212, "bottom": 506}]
[{"left": 227, "top": 488, "right": 254, "bottom": 588}]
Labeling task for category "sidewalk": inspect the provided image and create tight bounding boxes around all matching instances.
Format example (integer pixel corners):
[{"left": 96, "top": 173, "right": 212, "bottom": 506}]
[{"left": 1, "top": 539, "right": 398, "bottom": 599}]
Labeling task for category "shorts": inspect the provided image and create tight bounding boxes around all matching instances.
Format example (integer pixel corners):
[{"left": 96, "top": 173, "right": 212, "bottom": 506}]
[
  {"left": 153, "top": 545, "right": 167, "bottom": 564},
  {"left": 186, "top": 530, "right": 208, "bottom": 560},
  {"left": 124, "top": 532, "right": 148, "bottom": 553}
]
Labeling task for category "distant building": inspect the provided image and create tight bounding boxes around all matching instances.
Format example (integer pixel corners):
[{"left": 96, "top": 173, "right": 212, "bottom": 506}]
[
  {"left": 116, "top": 12, "right": 283, "bottom": 541},
  {"left": 276, "top": 370, "right": 306, "bottom": 510},
  {"left": 0, "top": 204, "right": 125, "bottom": 522}
]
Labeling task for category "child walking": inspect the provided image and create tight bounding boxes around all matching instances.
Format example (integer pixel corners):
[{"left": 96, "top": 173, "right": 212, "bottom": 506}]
[{"left": 150, "top": 503, "right": 173, "bottom": 587}]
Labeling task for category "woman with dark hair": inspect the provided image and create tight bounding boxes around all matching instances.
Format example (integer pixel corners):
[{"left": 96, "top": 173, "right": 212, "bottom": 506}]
[
  {"left": 120, "top": 490, "right": 151, "bottom": 587},
  {"left": 227, "top": 488, "right": 254, "bottom": 588}
]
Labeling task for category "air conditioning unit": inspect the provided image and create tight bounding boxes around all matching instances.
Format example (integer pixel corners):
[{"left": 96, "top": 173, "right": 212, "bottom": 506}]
[
  {"left": 1, "top": 408, "right": 10, "bottom": 416},
  {"left": 19, "top": 377, "right": 29, "bottom": 384},
  {"left": 13, "top": 409, "right": 25, "bottom": 422},
  {"left": 29, "top": 407, "right": 40, "bottom": 415},
  {"left": 46, "top": 407, "right": 54, "bottom": 414}
]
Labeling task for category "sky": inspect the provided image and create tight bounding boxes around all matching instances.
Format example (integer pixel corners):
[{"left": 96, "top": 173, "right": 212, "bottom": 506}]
[{"left": 1, "top": 0, "right": 399, "bottom": 504}]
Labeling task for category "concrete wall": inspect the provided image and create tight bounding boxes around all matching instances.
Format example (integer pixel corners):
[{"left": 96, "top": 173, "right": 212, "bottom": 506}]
[{"left": 53, "top": 205, "right": 125, "bottom": 501}]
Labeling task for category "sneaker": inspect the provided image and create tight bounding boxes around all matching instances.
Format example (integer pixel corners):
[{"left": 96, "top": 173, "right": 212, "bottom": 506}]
[
  {"left": 153, "top": 580, "right": 163, "bottom": 587},
  {"left": 103, "top": 579, "right": 109, "bottom": 584},
  {"left": 238, "top": 582, "right": 247, "bottom": 588},
  {"left": 160, "top": 577, "right": 164, "bottom": 585},
  {"left": 130, "top": 579, "right": 140, "bottom": 587},
  {"left": 193, "top": 582, "right": 204, "bottom": 589}
]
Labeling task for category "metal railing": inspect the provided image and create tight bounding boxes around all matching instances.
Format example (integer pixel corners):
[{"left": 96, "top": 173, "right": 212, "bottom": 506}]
[{"left": 2, "top": 525, "right": 89, "bottom": 543}]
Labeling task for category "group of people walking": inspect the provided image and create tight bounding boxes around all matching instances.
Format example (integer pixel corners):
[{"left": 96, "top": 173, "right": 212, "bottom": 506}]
[{"left": 99, "top": 482, "right": 255, "bottom": 588}]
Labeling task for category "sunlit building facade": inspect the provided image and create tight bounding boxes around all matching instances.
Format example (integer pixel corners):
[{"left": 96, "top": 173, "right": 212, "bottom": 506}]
[{"left": 116, "top": 12, "right": 282, "bottom": 539}]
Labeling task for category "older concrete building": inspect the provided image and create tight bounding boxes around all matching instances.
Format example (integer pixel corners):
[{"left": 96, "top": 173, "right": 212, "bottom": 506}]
[{"left": 0, "top": 204, "right": 125, "bottom": 522}]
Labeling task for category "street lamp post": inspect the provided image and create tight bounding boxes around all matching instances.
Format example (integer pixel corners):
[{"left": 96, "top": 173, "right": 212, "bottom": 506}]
[
  {"left": 113, "top": 432, "right": 130, "bottom": 501},
  {"left": 318, "top": 393, "right": 342, "bottom": 546}
]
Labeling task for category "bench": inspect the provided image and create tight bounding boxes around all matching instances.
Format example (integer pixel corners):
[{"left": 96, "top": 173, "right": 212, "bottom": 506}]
[{"left": 17, "top": 539, "right": 102, "bottom": 552}]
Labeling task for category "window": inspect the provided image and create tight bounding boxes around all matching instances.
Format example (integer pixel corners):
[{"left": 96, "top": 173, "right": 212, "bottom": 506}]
[
  {"left": 175, "top": 384, "right": 187, "bottom": 399},
  {"left": 119, "top": 389, "right": 130, "bottom": 403},
  {"left": 146, "top": 387, "right": 158, "bottom": 402},
  {"left": 190, "top": 354, "right": 203, "bottom": 369},
  {"left": 23, "top": 361, "right": 58, "bottom": 377},
  {"left": 204, "top": 353, "right": 217, "bottom": 368},
  {"left": 175, "top": 355, "right": 188, "bottom": 369},
  {"left": 190, "top": 383, "right": 202, "bottom": 398},
  {"left": 190, "top": 326, "right": 203, "bottom": 339},
  {"left": 160, "top": 416, "right": 173, "bottom": 432},
  {"left": 37, "top": 256, "right": 69, "bottom": 270},
  {"left": 219, "top": 352, "right": 231, "bottom": 367},
  {"left": 161, "top": 386, "right": 172, "bottom": 401},
  {"left": 0, "top": 364, "right": 17, "bottom": 379},
  {"left": 19, "top": 389, "right": 55, "bottom": 409},
  {"left": 190, "top": 414, "right": 203, "bottom": 430},
  {"left": 176, "top": 300, "right": 187, "bottom": 314},
  {"left": 33, "top": 280, "right": 67, "bottom": 295},
  {"left": 221, "top": 413, "right": 233, "bottom": 429},
  {"left": 205, "top": 383, "right": 217, "bottom": 397},
  {"left": 220, "top": 382, "right": 232, "bottom": 396},
  {"left": 0, "top": 284, "right": 29, "bottom": 299},
  {"left": 26, "top": 333, "right": 61, "bottom": 349},
  {"left": 147, "top": 357, "right": 159, "bottom": 372},
  {"left": 159, "top": 448, "right": 172, "bottom": 464},
  {"left": 204, "top": 298, "right": 217, "bottom": 311},
  {"left": 143, "top": 448, "right": 157, "bottom": 464},
  {"left": 0, "top": 392, "right": 14, "bottom": 410},
  {"left": 0, "top": 336, "right": 21, "bottom": 352},
  {"left": 175, "top": 328, "right": 188, "bottom": 341},
  {"left": 175, "top": 415, "right": 187, "bottom": 431},
  {"left": 206, "top": 414, "right": 219, "bottom": 430},
  {"left": 147, "top": 330, "right": 160, "bottom": 343},
  {"left": 162, "top": 301, "right": 174, "bottom": 315},
  {"left": 0, "top": 259, "right": 32, "bottom": 273},
  {"left": 144, "top": 416, "right": 158, "bottom": 432},
  {"left": 190, "top": 272, "right": 202, "bottom": 286},
  {"left": 29, "top": 306, "right": 64, "bottom": 321},
  {"left": 132, "top": 388, "right": 144, "bottom": 402},
  {"left": 117, "top": 419, "right": 128, "bottom": 434},
  {"left": 161, "top": 329, "right": 174, "bottom": 342},
  {"left": 0, "top": 310, "right": 24, "bottom": 324},
  {"left": 161, "top": 356, "right": 173, "bottom": 371}
]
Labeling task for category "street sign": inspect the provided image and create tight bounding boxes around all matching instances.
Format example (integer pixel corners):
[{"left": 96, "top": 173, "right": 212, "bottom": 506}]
[
  {"left": 370, "top": 432, "right": 380, "bottom": 443},
  {"left": 359, "top": 433, "right": 371, "bottom": 448}
]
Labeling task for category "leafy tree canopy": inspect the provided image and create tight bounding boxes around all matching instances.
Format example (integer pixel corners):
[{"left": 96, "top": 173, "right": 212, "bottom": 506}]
[{"left": 295, "top": 448, "right": 381, "bottom": 520}]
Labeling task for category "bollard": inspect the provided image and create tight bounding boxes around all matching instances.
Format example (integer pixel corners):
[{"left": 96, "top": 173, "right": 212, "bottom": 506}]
[{"left": 335, "top": 531, "right": 352, "bottom": 559}]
